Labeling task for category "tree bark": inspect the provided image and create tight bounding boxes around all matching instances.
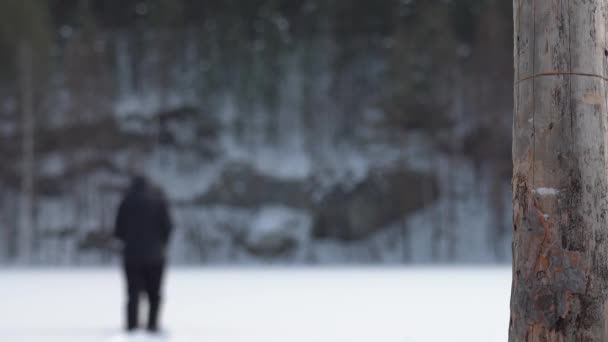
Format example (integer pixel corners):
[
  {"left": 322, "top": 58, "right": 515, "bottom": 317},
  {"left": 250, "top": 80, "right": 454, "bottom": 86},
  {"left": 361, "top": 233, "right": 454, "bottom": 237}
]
[{"left": 510, "top": 0, "right": 608, "bottom": 340}]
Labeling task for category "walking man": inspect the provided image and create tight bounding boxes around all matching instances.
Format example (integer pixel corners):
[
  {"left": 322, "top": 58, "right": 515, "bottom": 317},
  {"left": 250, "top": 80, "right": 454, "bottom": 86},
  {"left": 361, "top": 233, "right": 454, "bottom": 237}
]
[{"left": 114, "top": 175, "right": 173, "bottom": 333}]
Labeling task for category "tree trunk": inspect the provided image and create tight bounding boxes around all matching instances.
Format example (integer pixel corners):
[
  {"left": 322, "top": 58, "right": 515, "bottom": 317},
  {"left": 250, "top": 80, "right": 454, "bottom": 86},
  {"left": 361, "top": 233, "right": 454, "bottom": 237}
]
[
  {"left": 510, "top": 0, "right": 608, "bottom": 340},
  {"left": 18, "top": 41, "right": 35, "bottom": 264}
]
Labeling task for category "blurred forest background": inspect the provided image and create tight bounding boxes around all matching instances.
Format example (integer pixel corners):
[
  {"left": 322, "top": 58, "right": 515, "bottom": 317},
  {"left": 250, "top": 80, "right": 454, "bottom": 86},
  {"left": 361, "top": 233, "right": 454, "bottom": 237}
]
[{"left": 0, "top": 0, "right": 513, "bottom": 265}]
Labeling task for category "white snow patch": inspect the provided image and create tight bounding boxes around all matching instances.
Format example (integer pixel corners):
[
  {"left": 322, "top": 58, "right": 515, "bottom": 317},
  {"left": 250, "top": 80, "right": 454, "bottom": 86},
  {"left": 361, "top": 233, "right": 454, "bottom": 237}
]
[
  {"left": 250, "top": 207, "right": 311, "bottom": 239},
  {"left": 145, "top": 154, "right": 222, "bottom": 202},
  {"left": 533, "top": 188, "right": 560, "bottom": 196},
  {"left": 107, "top": 332, "right": 167, "bottom": 342},
  {"left": 252, "top": 148, "right": 312, "bottom": 180},
  {"left": 246, "top": 206, "right": 311, "bottom": 255}
]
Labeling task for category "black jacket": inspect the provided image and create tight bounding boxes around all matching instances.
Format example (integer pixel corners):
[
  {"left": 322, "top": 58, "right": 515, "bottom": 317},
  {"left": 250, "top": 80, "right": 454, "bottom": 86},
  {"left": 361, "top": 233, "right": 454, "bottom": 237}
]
[{"left": 114, "top": 177, "right": 173, "bottom": 263}]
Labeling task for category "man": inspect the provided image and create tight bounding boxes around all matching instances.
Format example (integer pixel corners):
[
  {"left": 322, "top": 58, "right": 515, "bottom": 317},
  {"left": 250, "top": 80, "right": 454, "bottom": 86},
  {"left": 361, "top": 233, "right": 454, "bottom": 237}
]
[{"left": 114, "top": 175, "right": 172, "bottom": 333}]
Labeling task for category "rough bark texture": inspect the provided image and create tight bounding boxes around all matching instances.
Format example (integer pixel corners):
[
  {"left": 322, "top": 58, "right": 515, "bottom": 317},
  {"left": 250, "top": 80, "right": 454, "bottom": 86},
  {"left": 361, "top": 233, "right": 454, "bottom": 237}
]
[{"left": 510, "top": 0, "right": 608, "bottom": 340}]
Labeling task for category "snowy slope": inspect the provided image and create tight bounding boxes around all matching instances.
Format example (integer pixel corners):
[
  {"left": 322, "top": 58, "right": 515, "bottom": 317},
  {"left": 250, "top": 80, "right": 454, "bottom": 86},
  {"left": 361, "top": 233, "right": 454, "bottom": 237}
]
[{"left": 0, "top": 267, "right": 510, "bottom": 342}]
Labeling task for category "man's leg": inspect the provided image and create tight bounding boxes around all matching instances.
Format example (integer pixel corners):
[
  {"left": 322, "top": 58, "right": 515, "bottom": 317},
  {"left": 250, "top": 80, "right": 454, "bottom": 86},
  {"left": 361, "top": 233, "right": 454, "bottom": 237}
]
[
  {"left": 124, "top": 263, "right": 143, "bottom": 331},
  {"left": 144, "top": 262, "right": 165, "bottom": 332}
]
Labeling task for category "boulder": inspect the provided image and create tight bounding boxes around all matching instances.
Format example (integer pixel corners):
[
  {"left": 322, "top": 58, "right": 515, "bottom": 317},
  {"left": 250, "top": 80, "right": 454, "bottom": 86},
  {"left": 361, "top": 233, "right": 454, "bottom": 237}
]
[
  {"left": 312, "top": 168, "right": 438, "bottom": 240},
  {"left": 195, "top": 162, "right": 438, "bottom": 242},
  {"left": 195, "top": 162, "right": 311, "bottom": 209}
]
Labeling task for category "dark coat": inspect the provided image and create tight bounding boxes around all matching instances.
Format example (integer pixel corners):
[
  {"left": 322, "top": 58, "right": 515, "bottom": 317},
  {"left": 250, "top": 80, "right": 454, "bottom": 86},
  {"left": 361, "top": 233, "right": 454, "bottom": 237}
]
[{"left": 114, "top": 176, "right": 173, "bottom": 263}]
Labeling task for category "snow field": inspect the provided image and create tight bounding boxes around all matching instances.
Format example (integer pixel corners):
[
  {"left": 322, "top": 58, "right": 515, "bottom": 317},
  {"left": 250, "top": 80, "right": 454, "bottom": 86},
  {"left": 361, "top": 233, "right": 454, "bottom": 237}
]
[{"left": 0, "top": 267, "right": 510, "bottom": 342}]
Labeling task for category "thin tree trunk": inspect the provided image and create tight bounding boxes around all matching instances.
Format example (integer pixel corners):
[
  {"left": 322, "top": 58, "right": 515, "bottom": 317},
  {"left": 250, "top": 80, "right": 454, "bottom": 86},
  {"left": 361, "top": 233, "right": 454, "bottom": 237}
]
[
  {"left": 430, "top": 155, "right": 442, "bottom": 261},
  {"left": 510, "top": 0, "right": 608, "bottom": 340},
  {"left": 18, "top": 41, "right": 35, "bottom": 264},
  {"left": 445, "top": 157, "right": 457, "bottom": 261}
]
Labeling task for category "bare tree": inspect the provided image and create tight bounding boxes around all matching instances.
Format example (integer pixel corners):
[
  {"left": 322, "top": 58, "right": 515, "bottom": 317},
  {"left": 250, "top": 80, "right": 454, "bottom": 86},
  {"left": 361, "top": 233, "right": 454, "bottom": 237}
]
[
  {"left": 510, "top": 0, "right": 608, "bottom": 340},
  {"left": 18, "top": 41, "right": 35, "bottom": 263}
]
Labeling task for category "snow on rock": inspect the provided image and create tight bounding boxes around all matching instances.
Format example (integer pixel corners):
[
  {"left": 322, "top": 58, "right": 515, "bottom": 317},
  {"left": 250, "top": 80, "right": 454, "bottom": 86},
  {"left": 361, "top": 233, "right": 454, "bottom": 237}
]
[{"left": 245, "top": 206, "right": 311, "bottom": 258}]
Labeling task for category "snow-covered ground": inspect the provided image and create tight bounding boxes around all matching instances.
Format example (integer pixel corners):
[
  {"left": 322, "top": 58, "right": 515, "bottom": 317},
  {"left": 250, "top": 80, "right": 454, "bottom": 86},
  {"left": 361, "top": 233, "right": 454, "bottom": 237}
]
[{"left": 0, "top": 267, "right": 510, "bottom": 342}]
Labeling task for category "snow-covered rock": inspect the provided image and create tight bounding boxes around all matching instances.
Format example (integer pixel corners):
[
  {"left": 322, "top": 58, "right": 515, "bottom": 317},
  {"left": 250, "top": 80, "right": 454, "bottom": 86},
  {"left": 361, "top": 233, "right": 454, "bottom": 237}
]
[{"left": 244, "top": 206, "right": 311, "bottom": 258}]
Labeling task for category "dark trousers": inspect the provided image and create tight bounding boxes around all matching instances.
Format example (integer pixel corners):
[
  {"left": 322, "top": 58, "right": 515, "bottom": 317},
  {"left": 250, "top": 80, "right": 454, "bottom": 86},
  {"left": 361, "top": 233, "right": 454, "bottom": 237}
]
[{"left": 123, "top": 261, "right": 165, "bottom": 331}]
